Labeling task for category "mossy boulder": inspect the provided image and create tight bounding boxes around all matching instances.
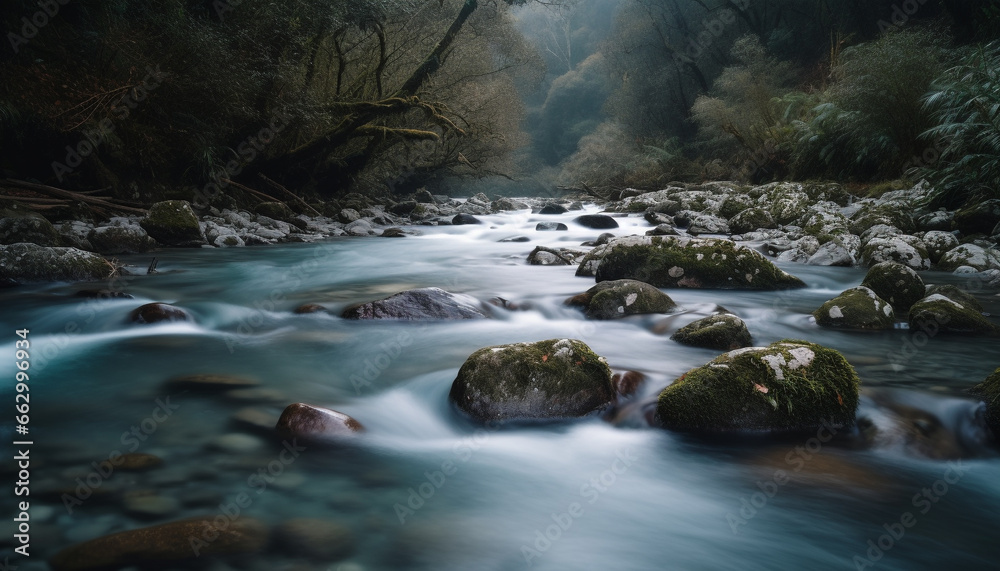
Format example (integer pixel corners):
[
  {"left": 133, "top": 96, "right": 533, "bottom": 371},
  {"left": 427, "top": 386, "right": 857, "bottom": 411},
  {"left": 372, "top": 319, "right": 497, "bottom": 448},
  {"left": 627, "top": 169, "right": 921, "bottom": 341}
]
[
  {"left": 574, "top": 214, "right": 619, "bottom": 229},
  {"left": 671, "top": 313, "right": 752, "bottom": 350},
  {"left": 87, "top": 225, "right": 157, "bottom": 254},
  {"left": 953, "top": 199, "right": 1000, "bottom": 235},
  {"left": 970, "top": 368, "right": 1000, "bottom": 439},
  {"left": 452, "top": 213, "right": 482, "bottom": 225},
  {"left": 922, "top": 231, "right": 960, "bottom": 264},
  {"left": 449, "top": 339, "right": 615, "bottom": 422},
  {"left": 48, "top": 516, "right": 268, "bottom": 571},
  {"left": 656, "top": 340, "right": 860, "bottom": 433},
  {"left": 718, "top": 194, "right": 755, "bottom": 219},
  {"left": 342, "top": 287, "right": 486, "bottom": 320},
  {"left": 729, "top": 207, "right": 777, "bottom": 234},
  {"left": 861, "top": 261, "right": 926, "bottom": 313},
  {"left": 566, "top": 279, "right": 677, "bottom": 319},
  {"left": 539, "top": 203, "right": 568, "bottom": 215},
  {"left": 937, "top": 244, "right": 1000, "bottom": 272},
  {"left": 924, "top": 284, "right": 983, "bottom": 313},
  {"left": 850, "top": 205, "right": 915, "bottom": 235},
  {"left": 593, "top": 236, "right": 806, "bottom": 290},
  {"left": 0, "top": 208, "right": 61, "bottom": 246},
  {"left": 254, "top": 201, "right": 301, "bottom": 224},
  {"left": 908, "top": 294, "right": 998, "bottom": 334},
  {"left": 813, "top": 286, "right": 895, "bottom": 330},
  {"left": 0, "top": 243, "right": 109, "bottom": 283},
  {"left": 140, "top": 200, "right": 204, "bottom": 246},
  {"left": 860, "top": 234, "right": 930, "bottom": 270}
]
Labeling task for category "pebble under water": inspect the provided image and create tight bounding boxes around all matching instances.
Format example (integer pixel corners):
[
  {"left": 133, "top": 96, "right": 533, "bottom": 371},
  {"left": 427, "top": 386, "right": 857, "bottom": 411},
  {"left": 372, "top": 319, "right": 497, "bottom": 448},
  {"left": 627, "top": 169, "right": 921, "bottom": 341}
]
[{"left": 1, "top": 205, "right": 999, "bottom": 571}]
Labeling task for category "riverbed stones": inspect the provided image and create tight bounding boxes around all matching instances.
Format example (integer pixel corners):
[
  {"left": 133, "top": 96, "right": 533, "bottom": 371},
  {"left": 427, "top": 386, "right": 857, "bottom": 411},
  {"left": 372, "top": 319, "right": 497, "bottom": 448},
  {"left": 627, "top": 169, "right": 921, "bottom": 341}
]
[
  {"left": 574, "top": 214, "right": 619, "bottom": 229},
  {"left": 275, "top": 402, "right": 364, "bottom": 440},
  {"left": 449, "top": 339, "right": 615, "bottom": 422},
  {"left": 539, "top": 203, "right": 568, "bottom": 215},
  {"left": 671, "top": 313, "right": 752, "bottom": 350},
  {"left": 274, "top": 518, "right": 356, "bottom": 561},
  {"left": 87, "top": 224, "right": 157, "bottom": 254},
  {"left": 0, "top": 208, "right": 61, "bottom": 246},
  {"left": 48, "top": 516, "right": 269, "bottom": 571},
  {"left": 527, "top": 246, "right": 585, "bottom": 265},
  {"left": 129, "top": 302, "right": 192, "bottom": 324},
  {"left": 452, "top": 213, "right": 482, "bottom": 225},
  {"left": 656, "top": 340, "right": 860, "bottom": 432},
  {"left": 294, "top": 303, "right": 328, "bottom": 314},
  {"left": 861, "top": 261, "right": 926, "bottom": 313},
  {"left": 937, "top": 244, "right": 1000, "bottom": 272},
  {"left": 813, "top": 286, "right": 895, "bottom": 330},
  {"left": 922, "top": 231, "right": 960, "bottom": 264},
  {"left": 970, "top": 368, "right": 1000, "bottom": 439},
  {"left": 924, "top": 284, "right": 983, "bottom": 312},
  {"left": 908, "top": 294, "right": 998, "bottom": 334},
  {"left": 140, "top": 200, "right": 204, "bottom": 246},
  {"left": 592, "top": 235, "right": 805, "bottom": 289},
  {"left": 342, "top": 287, "right": 486, "bottom": 319},
  {"left": 0, "top": 243, "right": 110, "bottom": 283},
  {"left": 166, "top": 373, "right": 259, "bottom": 392},
  {"left": 536, "top": 221, "right": 568, "bottom": 231},
  {"left": 566, "top": 279, "right": 677, "bottom": 319},
  {"left": 729, "top": 207, "right": 777, "bottom": 234}
]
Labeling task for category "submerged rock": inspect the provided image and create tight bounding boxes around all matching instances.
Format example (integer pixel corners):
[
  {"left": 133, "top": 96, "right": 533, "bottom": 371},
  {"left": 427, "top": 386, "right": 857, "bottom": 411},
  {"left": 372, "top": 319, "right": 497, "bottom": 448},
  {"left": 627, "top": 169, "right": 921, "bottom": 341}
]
[
  {"left": 0, "top": 243, "right": 110, "bottom": 283},
  {"left": 592, "top": 236, "right": 805, "bottom": 290},
  {"left": 813, "top": 286, "right": 895, "bottom": 330},
  {"left": 449, "top": 339, "right": 615, "bottom": 422},
  {"left": 656, "top": 340, "right": 860, "bottom": 433},
  {"left": 574, "top": 214, "right": 619, "bottom": 229},
  {"left": 140, "top": 200, "right": 204, "bottom": 246},
  {"left": 536, "top": 221, "right": 568, "bottom": 231},
  {"left": 539, "top": 203, "right": 568, "bottom": 215},
  {"left": 861, "top": 261, "right": 925, "bottom": 313},
  {"left": 970, "top": 368, "right": 1000, "bottom": 439},
  {"left": 612, "top": 371, "right": 646, "bottom": 397},
  {"left": 274, "top": 518, "right": 356, "bottom": 561},
  {"left": 566, "top": 279, "right": 677, "bottom": 319},
  {"left": 908, "top": 294, "right": 998, "bottom": 334},
  {"left": 129, "top": 303, "right": 192, "bottom": 324},
  {"left": 294, "top": 303, "right": 328, "bottom": 314},
  {"left": 671, "top": 313, "right": 752, "bottom": 350},
  {"left": 527, "top": 246, "right": 585, "bottom": 266},
  {"left": 276, "top": 403, "right": 364, "bottom": 440},
  {"left": 342, "top": 287, "right": 486, "bottom": 320},
  {"left": 48, "top": 516, "right": 269, "bottom": 571},
  {"left": 166, "top": 373, "right": 259, "bottom": 391}
]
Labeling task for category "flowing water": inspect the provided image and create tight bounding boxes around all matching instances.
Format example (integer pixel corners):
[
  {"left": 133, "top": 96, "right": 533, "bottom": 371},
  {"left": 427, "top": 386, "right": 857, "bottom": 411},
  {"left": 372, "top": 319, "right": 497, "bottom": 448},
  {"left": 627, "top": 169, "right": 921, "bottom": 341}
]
[{"left": 1, "top": 205, "right": 999, "bottom": 570}]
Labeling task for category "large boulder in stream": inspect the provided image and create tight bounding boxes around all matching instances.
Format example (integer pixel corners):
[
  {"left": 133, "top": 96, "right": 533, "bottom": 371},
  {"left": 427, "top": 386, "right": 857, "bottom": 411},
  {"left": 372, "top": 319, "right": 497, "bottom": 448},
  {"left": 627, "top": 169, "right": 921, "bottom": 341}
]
[
  {"left": 449, "top": 339, "right": 615, "bottom": 422},
  {"left": 0, "top": 208, "right": 61, "bottom": 246},
  {"left": 908, "top": 294, "right": 998, "bottom": 334},
  {"left": 970, "top": 368, "right": 1000, "bottom": 439},
  {"left": 656, "top": 340, "right": 860, "bottom": 433},
  {"left": 671, "top": 313, "right": 752, "bottom": 350},
  {"left": 48, "top": 516, "right": 268, "bottom": 571},
  {"left": 860, "top": 261, "right": 925, "bottom": 313},
  {"left": 566, "top": 279, "right": 677, "bottom": 319},
  {"left": 342, "top": 287, "right": 487, "bottom": 320},
  {"left": 140, "top": 200, "right": 205, "bottom": 246},
  {"left": 130, "top": 303, "right": 192, "bottom": 324},
  {"left": 574, "top": 214, "right": 619, "bottom": 229},
  {"left": 589, "top": 235, "right": 805, "bottom": 289},
  {"left": 813, "top": 287, "right": 895, "bottom": 330},
  {"left": 0, "top": 243, "right": 110, "bottom": 283}
]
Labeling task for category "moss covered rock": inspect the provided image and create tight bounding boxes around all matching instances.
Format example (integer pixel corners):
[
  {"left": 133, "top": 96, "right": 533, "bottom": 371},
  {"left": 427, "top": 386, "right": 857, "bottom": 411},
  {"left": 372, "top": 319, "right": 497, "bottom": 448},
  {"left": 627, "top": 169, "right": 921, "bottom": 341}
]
[
  {"left": 729, "top": 207, "right": 777, "bottom": 234},
  {"left": 574, "top": 214, "right": 619, "bottom": 229},
  {"left": 813, "top": 286, "right": 895, "bottom": 330},
  {"left": 527, "top": 246, "right": 585, "bottom": 266},
  {"left": 970, "top": 368, "right": 1000, "bottom": 439},
  {"left": 718, "top": 194, "right": 755, "bottom": 219},
  {"left": 566, "top": 279, "right": 677, "bottom": 319},
  {"left": 254, "top": 201, "right": 299, "bottom": 223},
  {"left": 140, "top": 200, "right": 204, "bottom": 246},
  {"left": 671, "top": 313, "right": 752, "bottom": 350},
  {"left": 861, "top": 261, "right": 926, "bottom": 313},
  {"left": 593, "top": 236, "right": 805, "bottom": 290},
  {"left": 656, "top": 340, "right": 860, "bottom": 433},
  {"left": 908, "top": 294, "right": 998, "bottom": 334},
  {"left": 0, "top": 243, "right": 109, "bottom": 283},
  {"left": 922, "top": 231, "right": 960, "bottom": 264},
  {"left": 924, "top": 284, "right": 983, "bottom": 313},
  {"left": 937, "top": 244, "right": 1000, "bottom": 272},
  {"left": 130, "top": 303, "right": 192, "bottom": 324},
  {"left": 849, "top": 205, "right": 915, "bottom": 235},
  {"left": 87, "top": 224, "right": 157, "bottom": 254},
  {"left": 0, "top": 208, "right": 61, "bottom": 246},
  {"left": 342, "top": 287, "right": 486, "bottom": 320},
  {"left": 860, "top": 234, "right": 930, "bottom": 270},
  {"left": 449, "top": 339, "right": 615, "bottom": 422}
]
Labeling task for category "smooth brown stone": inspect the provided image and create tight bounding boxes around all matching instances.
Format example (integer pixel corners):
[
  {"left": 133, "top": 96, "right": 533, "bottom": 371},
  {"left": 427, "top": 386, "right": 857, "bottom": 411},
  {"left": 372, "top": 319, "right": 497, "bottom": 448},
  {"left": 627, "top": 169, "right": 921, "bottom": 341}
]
[
  {"left": 48, "top": 516, "right": 268, "bottom": 571},
  {"left": 275, "top": 403, "right": 363, "bottom": 441},
  {"left": 612, "top": 371, "right": 647, "bottom": 397},
  {"left": 166, "top": 374, "right": 259, "bottom": 392},
  {"left": 129, "top": 302, "right": 191, "bottom": 324}
]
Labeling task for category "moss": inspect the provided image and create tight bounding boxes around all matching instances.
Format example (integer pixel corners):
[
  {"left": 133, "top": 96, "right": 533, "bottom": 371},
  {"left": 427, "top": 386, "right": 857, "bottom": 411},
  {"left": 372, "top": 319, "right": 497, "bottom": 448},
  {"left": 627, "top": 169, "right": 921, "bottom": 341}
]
[
  {"left": 861, "top": 261, "right": 925, "bottom": 313},
  {"left": 87, "top": 226, "right": 156, "bottom": 255},
  {"left": 729, "top": 207, "right": 777, "bottom": 234},
  {"left": 671, "top": 313, "right": 752, "bottom": 350},
  {"left": 0, "top": 243, "right": 110, "bottom": 283},
  {"left": 254, "top": 201, "right": 296, "bottom": 222},
  {"left": 595, "top": 236, "right": 806, "bottom": 290},
  {"left": 813, "top": 286, "right": 895, "bottom": 330},
  {"left": 924, "top": 284, "right": 982, "bottom": 313},
  {"left": 970, "top": 368, "right": 1000, "bottom": 438},
  {"left": 0, "top": 209, "right": 61, "bottom": 246},
  {"left": 140, "top": 200, "right": 203, "bottom": 246},
  {"left": 567, "top": 279, "right": 677, "bottom": 319},
  {"left": 849, "top": 206, "right": 915, "bottom": 235},
  {"left": 718, "top": 194, "right": 755, "bottom": 219},
  {"left": 449, "top": 339, "right": 615, "bottom": 422},
  {"left": 908, "top": 295, "right": 998, "bottom": 334},
  {"left": 656, "top": 339, "right": 860, "bottom": 433}
]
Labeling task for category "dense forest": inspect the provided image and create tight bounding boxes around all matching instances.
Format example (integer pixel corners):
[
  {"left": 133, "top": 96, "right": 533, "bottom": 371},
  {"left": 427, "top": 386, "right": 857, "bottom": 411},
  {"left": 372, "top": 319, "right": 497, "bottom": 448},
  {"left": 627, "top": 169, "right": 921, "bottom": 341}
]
[{"left": 2, "top": 0, "right": 999, "bottom": 209}]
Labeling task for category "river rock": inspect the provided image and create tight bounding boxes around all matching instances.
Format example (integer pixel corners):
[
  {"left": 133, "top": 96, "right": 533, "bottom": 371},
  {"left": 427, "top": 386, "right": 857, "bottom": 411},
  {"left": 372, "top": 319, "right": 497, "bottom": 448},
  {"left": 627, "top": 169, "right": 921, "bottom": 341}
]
[
  {"left": 87, "top": 224, "right": 157, "bottom": 254},
  {"left": 342, "top": 287, "right": 486, "bottom": 319},
  {"left": 492, "top": 197, "right": 529, "bottom": 211},
  {"left": 75, "top": 289, "right": 134, "bottom": 299},
  {"left": 656, "top": 340, "right": 860, "bottom": 432},
  {"left": 140, "top": 200, "right": 204, "bottom": 246},
  {"left": 908, "top": 294, "right": 998, "bottom": 334},
  {"left": 449, "top": 339, "right": 615, "bottom": 422},
  {"left": 539, "top": 203, "right": 568, "bottom": 215},
  {"left": 860, "top": 233, "right": 930, "bottom": 270},
  {"left": 527, "top": 246, "right": 584, "bottom": 266},
  {"left": 294, "top": 303, "right": 328, "bottom": 314},
  {"left": 813, "top": 286, "right": 895, "bottom": 330},
  {"left": 566, "top": 279, "right": 677, "bottom": 319},
  {"left": 129, "top": 302, "right": 192, "bottom": 324},
  {"left": 924, "top": 284, "right": 983, "bottom": 313},
  {"left": 861, "top": 261, "right": 926, "bottom": 313},
  {"left": 0, "top": 243, "right": 109, "bottom": 283},
  {"left": 729, "top": 207, "right": 777, "bottom": 234},
  {"left": 806, "top": 240, "right": 855, "bottom": 266},
  {"left": 536, "top": 221, "right": 568, "bottom": 231},
  {"left": 922, "top": 231, "right": 960, "bottom": 264},
  {"left": 970, "top": 368, "right": 1000, "bottom": 439},
  {"left": 338, "top": 208, "right": 361, "bottom": 223},
  {"left": 48, "top": 516, "right": 269, "bottom": 571},
  {"left": 99, "top": 453, "right": 163, "bottom": 472},
  {"left": 275, "top": 402, "right": 364, "bottom": 440},
  {"left": 917, "top": 209, "right": 954, "bottom": 231},
  {"left": 0, "top": 208, "right": 61, "bottom": 246},
  {"left": 646, "top": 223, "right": 679, "bottom": 236},
  {"left": 345, "top": 218, "right": 375, "bottom": 236},
  {"left": 686, "top": 213, "right": 731, "bottom": 235},
  {"left": 612, "top": 371, "right": 646, "bottom": 397},
  {"left": 953, "top": 199, "right": 1000, "bottom": 235},
  {"left": 671, "top": 313, "right": 752, "bottom": 350},
  {"left": 718, "top": 194, "right": 755, "bottom": 218},
  {"left": 166, "top": 373, "right": 259, "bottom": 391},
  {"left": 937, "top": 244, "right": 1000, "bottom": 272},
  {"left": 274, "top": 518, "right": 356, "bottom": 561},
  {"left": 123, "top": 490, "right": 180, "bottom": 519},
  {"left": 452, "top": 213, "right": 482, "bottom": 225},
  {"left": 850, "top": 205, "right": 915, "bottom": 235},
  {"left": 574, "top": 214, "right": 619, "bottom": 229},
  {"left": 592, "top": 235, "right": 806, "bottom": 290}
]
